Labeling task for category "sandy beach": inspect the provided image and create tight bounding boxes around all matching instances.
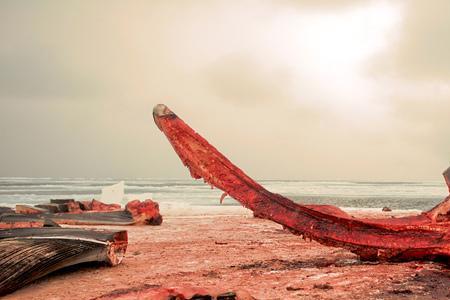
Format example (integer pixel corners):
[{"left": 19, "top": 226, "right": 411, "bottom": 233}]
[{"left": 3, "top": 209, "right": 449, "bottom": 300}]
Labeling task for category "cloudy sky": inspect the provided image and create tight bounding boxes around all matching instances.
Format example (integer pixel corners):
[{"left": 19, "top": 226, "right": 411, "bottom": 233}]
[{"left": 0, "top": 0, "right": 449, "bottom": 180}]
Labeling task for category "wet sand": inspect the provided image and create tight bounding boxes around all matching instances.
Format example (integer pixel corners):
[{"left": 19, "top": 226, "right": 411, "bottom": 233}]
[{"left": 3, "top": 210, "right": 450, "bottom": 300}]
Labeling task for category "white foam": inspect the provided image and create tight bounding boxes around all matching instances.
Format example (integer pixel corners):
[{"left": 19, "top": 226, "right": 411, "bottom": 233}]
[{"left": 158, "top": 202, "right": 252, "bottom": 216}]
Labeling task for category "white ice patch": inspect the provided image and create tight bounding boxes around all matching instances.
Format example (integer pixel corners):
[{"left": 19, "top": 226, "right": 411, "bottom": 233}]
[{"left": 101, "top": 181, "right": 125, "bottom": 204}]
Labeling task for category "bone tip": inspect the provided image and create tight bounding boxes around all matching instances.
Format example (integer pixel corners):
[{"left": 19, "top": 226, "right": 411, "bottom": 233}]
[
  {"left": 153, "top": 104, "right": 173, "bottom": 117},
  {"left": 444, "top": 166, "right": 450, "bottom": 188}
]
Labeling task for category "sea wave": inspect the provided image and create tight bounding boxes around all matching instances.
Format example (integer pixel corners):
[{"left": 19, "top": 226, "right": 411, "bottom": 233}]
[{"left": 0, "top": 178, "right": 447, "bottom": 212}]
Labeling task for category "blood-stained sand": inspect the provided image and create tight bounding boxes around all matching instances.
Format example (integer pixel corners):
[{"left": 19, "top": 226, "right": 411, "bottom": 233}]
[{"left": 3, "top": 210, "right": 450, "bottom": 300}]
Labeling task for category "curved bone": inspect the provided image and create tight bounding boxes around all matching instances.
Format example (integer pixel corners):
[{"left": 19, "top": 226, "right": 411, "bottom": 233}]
[{"left": 153, "top": 104, "right": 450, "bottom": 263}]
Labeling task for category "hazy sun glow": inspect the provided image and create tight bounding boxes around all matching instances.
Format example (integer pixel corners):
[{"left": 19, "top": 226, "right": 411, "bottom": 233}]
[{"left": 268, "top": 2, "right": 403, "bottom": 118}]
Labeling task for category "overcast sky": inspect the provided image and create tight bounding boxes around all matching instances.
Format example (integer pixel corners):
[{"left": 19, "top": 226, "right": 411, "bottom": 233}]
[{"left": 0, "top": 0, "right": 449, "bottom": 180}]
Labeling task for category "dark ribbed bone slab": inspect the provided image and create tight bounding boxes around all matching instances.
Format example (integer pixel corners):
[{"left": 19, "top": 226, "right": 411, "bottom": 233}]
[{"left": 0, "top": 227, "right": 127, "bottom": 296}]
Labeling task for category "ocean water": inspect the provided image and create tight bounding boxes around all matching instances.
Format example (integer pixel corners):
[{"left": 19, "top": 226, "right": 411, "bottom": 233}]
[{"left": 0, "top": 177, "right": 448, "bottom": 214}]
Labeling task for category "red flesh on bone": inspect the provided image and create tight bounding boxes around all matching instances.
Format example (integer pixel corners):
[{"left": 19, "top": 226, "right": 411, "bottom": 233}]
[{"left": 153, "top": 104, "right": 450, "bottom": 262}]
